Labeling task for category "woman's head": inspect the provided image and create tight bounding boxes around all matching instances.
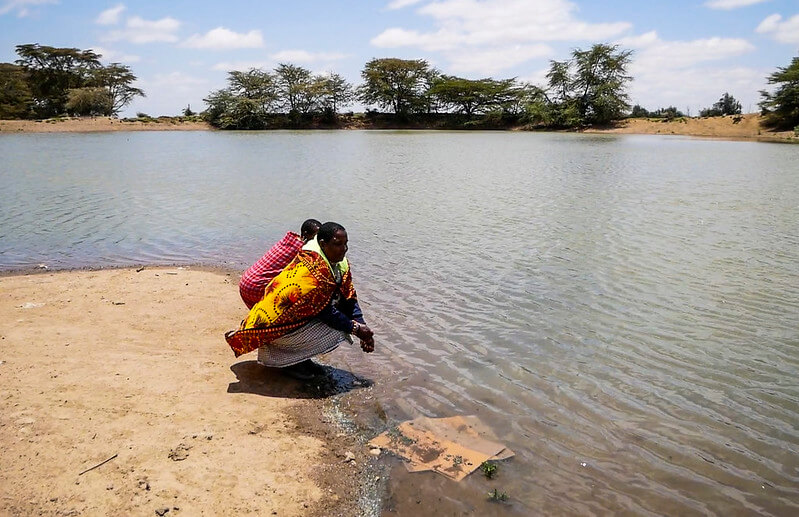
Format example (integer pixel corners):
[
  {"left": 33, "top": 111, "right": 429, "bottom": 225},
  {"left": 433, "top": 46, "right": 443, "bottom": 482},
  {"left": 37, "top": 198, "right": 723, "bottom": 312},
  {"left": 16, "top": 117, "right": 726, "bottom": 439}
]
[{"left": 317, "top": 221, "right": 348, "bottom": 263}]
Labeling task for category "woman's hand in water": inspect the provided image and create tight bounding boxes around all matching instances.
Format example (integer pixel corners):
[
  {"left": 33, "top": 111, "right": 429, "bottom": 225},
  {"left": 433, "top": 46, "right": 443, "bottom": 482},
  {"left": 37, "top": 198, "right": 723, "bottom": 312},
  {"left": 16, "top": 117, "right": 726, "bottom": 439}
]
[
  {"left": 359, "top": 336, "right": 375, "bottom": 353},
  {"left": 352, "top": 321, "right": 374, "bottom": 352}
]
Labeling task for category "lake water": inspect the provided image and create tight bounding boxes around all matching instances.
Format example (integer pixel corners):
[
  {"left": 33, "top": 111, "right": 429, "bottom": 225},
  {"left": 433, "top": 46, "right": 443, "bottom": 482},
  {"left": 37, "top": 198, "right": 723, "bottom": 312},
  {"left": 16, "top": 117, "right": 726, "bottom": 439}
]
[{"left": 1, "top": 130, "right": 798, "bottom": 515}]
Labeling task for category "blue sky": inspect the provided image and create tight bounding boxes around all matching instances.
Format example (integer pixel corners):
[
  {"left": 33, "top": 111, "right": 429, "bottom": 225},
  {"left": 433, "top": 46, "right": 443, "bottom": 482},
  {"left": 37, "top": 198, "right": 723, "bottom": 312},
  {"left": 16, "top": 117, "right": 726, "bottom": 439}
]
[{"left": 1, "top": 0, "right": 797, "bottom": 117}]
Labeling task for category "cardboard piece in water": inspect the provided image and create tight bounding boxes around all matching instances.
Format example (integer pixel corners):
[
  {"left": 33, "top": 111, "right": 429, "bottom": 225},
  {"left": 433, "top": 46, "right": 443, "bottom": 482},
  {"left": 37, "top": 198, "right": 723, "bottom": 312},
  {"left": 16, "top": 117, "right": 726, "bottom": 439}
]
[{"left": 369, "top": 415, "right": 514, "bottom": 481}]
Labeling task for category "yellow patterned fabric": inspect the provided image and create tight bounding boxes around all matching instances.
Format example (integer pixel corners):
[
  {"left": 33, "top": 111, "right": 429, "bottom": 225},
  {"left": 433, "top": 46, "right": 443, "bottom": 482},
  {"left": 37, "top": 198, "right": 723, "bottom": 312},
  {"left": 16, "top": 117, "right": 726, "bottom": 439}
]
[{"left": 225, "top": 249, "right": 357, "bottom": 357}]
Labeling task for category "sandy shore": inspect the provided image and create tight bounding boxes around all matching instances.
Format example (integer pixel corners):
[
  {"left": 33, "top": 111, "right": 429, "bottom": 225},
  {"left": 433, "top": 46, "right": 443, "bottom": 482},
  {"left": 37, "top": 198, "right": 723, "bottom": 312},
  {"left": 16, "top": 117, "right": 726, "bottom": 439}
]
[
  {"left": 0, "top": 117, "right": 211, "bottom": 133},
  {"left": 581, "top": 113, "right": 796, "bottom": 143},
  {"left": 0, "top": 267, "right": 377, "bottom": 516},
  {"left": 1, "top": 113, "right": 796, "bottom": 142}
]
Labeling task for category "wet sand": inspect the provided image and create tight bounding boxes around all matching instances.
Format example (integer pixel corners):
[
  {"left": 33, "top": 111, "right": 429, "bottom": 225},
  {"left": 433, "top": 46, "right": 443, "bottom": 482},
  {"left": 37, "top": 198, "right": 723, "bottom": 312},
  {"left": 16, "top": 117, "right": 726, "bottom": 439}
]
[{"left": 0, "top": 267, "right": 381, "bottom": 516}]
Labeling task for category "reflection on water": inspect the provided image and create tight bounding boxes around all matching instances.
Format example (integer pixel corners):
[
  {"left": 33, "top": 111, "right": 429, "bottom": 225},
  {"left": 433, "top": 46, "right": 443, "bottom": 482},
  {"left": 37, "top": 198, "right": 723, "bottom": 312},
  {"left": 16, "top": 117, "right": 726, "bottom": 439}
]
[{"left": 2, "top": 131, "right": 798, "bottom": 515}]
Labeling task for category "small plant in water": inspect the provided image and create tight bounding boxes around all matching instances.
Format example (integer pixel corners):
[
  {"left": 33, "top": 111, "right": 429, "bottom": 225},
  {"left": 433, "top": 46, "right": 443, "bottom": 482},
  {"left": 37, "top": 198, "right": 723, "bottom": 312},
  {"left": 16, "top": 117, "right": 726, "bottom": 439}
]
[
  {"left": 481, "top": 460, "right": 497, "bottom": 479},
  {"left": 487, "top": 488, "right": 508, "bottom": 502}
]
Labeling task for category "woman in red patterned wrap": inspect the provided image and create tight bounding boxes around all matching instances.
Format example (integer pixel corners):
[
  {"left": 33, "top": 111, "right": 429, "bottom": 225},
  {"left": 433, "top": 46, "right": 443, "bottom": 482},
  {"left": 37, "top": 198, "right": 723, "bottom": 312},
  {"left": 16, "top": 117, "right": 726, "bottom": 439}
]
[{"left": 226, "top": 222, "right": 374, "bottom": 380}]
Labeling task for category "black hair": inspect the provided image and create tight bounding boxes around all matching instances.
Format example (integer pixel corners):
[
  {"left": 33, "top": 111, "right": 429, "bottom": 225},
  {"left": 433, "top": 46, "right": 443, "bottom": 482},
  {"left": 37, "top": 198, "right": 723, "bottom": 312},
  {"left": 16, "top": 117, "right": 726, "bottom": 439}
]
[
  {"left": 317, "top": 221, "right": 346, "bottom": 243},
  {"left": 300, "top": 219, "right": 321, "bottom": 237}
]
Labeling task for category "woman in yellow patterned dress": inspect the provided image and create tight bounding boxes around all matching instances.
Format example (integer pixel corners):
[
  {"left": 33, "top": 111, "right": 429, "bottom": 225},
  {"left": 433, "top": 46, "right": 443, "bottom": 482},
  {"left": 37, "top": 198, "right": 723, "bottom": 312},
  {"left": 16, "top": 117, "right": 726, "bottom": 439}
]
[{"left": 225, "top": 222, "right": 374, "bottom": 379}]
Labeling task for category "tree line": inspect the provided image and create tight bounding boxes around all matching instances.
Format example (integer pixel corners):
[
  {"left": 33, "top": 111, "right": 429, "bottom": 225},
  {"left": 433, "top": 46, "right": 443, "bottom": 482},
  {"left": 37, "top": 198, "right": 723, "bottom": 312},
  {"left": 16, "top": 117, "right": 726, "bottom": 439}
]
[
  {"left": 0, "top": 44, "right": 144, "bottom": 119},
  {"left": 202, "top": 64, "right": 355, "bottom": 129},
  {"left": 1, "top": 42, "right": 797, "bottom": 131},
  {"left": 203, "top": 46, "right": 798, "bottom": 131},
  {"left": 204, "top": 44, "right": 635, "bottom": 129},
  {"left": 628, "top": 93, "right": 742, "bottom": 121}
]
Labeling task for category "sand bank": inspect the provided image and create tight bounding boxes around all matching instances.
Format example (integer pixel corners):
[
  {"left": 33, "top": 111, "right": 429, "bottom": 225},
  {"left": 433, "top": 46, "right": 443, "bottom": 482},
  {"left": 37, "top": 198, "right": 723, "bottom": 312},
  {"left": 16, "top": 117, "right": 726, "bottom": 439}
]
[
  {"left": 0, "top": 267, "right": 376, "bottom": 516},
  {"left": 2, "top": 113, "right": 796, "bottom": 142},
  {"left": 0, "top": 117, "right": 211, "bottom": 133},
  {"left": 583, "top": 113, "right": 797, "bottom": 143}
]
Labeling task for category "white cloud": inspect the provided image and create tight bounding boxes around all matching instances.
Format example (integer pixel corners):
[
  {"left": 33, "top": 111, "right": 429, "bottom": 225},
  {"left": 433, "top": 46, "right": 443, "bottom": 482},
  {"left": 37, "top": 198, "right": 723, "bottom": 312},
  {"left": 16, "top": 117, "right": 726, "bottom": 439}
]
[
  {"left": 415, "top": 0, "right": 631, "bottom": 43},
  {"left": 270, "top": 50, "right": 349, "bottom": 63},
  {"left": 704, "top": 0, "right": 768, "bottom": 9},
  {"left": 371, "top": 0, "right": 631, "bottom": 75},
  {"left": 131, "top": 72, "right": 211, "bottom": 117},
  {"left": 615, "top": 32, "right": 761, "bottom": 114},
  {"left": 90, "top": 46, "right": 140, "bottom": 63},
  {"left": 387, "top": 0, "right": 425, "bottom": 9},
  {"left": 628, "top": 66, "right": 766, "bottom": 114},
  {"left": 616, "top": 30, "right": 660, "bottom": 48},
  {"left": 212, "top": 52, "right": 348, "bottom": 72},
  {"left": 96, "top": 4, "right": 125, "bottom": 25},
  {"left": 618, "top": 31, "right": 755, "bottom": 70},
  {"left": 517, "top": 65, "right": 549, "bottom": 84},
  {"left": 756, "top": 13, "right": 799, "bottom": 44},
  {"left": 143, "top": 71, "right": 208, "bottom": 90},
  {"left": 372, "top": 0, "right": 632, "bottom": 49},
  {"left": 447, "top": 44, "right": 552, "bottom": 74},
  {"left": 0, "top": 0, "right": 57, "bottom": 17},
  {"left": 181, "top": 27, "right": 264, "bottom": 50},
  {"left": 756, "top": 13, "right": 781, "bottom": 32},
  {"left": 372, "top": 27, "right": 466, "bottom": 51},
  {"left": 104, "top": 15, "right": 181, "bottom": 44},
  {"left": 520, "top": 63, "right": 764, "bottom": 115}
]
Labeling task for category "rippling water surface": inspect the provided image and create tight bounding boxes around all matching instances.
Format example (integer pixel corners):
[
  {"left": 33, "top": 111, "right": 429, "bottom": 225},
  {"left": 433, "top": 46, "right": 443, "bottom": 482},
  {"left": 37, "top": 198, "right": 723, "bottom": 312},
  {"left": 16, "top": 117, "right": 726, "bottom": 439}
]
[{"left": 2, "top": 131, "right": 798, "bottom": 515}]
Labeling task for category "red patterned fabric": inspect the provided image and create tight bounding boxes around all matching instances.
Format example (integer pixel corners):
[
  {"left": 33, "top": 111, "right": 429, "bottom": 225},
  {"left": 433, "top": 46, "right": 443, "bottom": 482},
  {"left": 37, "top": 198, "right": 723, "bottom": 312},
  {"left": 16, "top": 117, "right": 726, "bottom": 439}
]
[
  {"left": 226, "top": 250, "right": 358, "bottom": 357},
  {"left": 239, "top": 231, "right": 304, "bottom": 308}
]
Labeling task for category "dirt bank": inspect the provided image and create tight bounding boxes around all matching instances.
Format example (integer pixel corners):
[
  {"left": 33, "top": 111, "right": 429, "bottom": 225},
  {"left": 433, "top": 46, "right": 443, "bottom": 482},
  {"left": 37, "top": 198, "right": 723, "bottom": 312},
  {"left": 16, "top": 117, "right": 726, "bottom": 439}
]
[
  {"left": 2, "top": 113, "right": 795, "bottom": 143},
  {"left": 0, "top": 267, "right": 378, "bottom": 516},
  {"left": 582, "top": 113, "right": 797, "bottom": 143},
  {"left": 0, "top": 117, "right": 211, "bottom": 132}
]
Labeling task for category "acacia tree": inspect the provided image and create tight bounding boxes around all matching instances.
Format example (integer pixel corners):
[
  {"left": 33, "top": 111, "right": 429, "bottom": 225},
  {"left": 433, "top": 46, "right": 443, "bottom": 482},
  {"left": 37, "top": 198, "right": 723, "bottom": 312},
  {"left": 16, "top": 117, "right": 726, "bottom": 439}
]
[
  {"left": 15, "top": 44, "right": 102, "bottom": 117},
  {"left": 91, "top": 63, "right": 144, "bottom": 115},
  {"left": 358, "top": 58, "right": 435, "bottom": 116},
  {"left": 202, "top": 89, "right": 237, "bottom": 128},
  {"left": 526, "top": 61, "right": 581, "bottom": 127},
  {"left": 65, "top": 87, "right": 112, "bottom": 116},
  {"left": 526, "top": 43, "right": 633, "bottom": 128},
  {"left": 629, "top": 104, "right": 650, "bottom": 118},
  {"left": 418, "top": 65, "right": 441, "bottom": 114},
  {"left": 203, "top": 68, "right": 279, "bottom": 129},
  {"left": 546, "top": 60, "right": 572, "bottom": 104},
  {"left": 429, "top": 76, "right": 502, "bottom": 116},
  {"left": 316, "top": 72, "right": 354, "bottom": 113},
  {"left": 572, "top": 44, "right": 633, "bottom": 125},
  {"left": 699, "top": 92, "right": 742, "bottom": 117},
  {"left": 274, "top": 63, "right": 316, "bottom": 115},
  {"left": 0, "top": 63, "right": 32, "bottom": 119},
  {"left": 13, "top": 44, "right": 143, "bottom": 118},
  {"left": 759, "top": 56, "right": 799, "bottom": 130},
  {"left": 653, "top": 106, "right": 684, "bottom": 120},
  {"left": 492, "top": 80, "right": 534, "bottom": 116}
]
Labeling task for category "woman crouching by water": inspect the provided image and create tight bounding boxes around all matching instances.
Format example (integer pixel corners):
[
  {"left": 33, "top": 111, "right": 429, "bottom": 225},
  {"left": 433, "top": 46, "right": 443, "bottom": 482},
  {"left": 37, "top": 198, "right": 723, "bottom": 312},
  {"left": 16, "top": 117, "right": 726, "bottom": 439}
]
[{"left": 225, "top": 222, "right": 374, "bottom": 380}]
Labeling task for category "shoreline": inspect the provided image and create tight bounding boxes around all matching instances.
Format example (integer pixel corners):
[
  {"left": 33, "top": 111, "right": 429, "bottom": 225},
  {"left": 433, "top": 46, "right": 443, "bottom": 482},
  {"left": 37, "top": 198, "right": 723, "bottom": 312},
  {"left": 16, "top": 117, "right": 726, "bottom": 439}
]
[
  {"left": 0, "top": 117, "right": 212, "bottom": 133},
  {"left": 579, "top": 113, "right": 797, "bottom": 144},
  {"left": 1, "top": 113, "right": 796, "bottom": 143},
  {"left": 0, "top": 266, "right": 383, "bottom": 516}
]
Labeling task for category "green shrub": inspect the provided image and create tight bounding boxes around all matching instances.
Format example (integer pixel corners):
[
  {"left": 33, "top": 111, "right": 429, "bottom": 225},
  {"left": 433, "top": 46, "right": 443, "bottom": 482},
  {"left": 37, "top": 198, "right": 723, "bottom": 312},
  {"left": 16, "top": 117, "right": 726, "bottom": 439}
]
[
  {"left": 487, "top": 488, "right": 508, "bottom": 502},
  {"left": 481, "top": 461, "right": 497, "bottom": 479}
]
